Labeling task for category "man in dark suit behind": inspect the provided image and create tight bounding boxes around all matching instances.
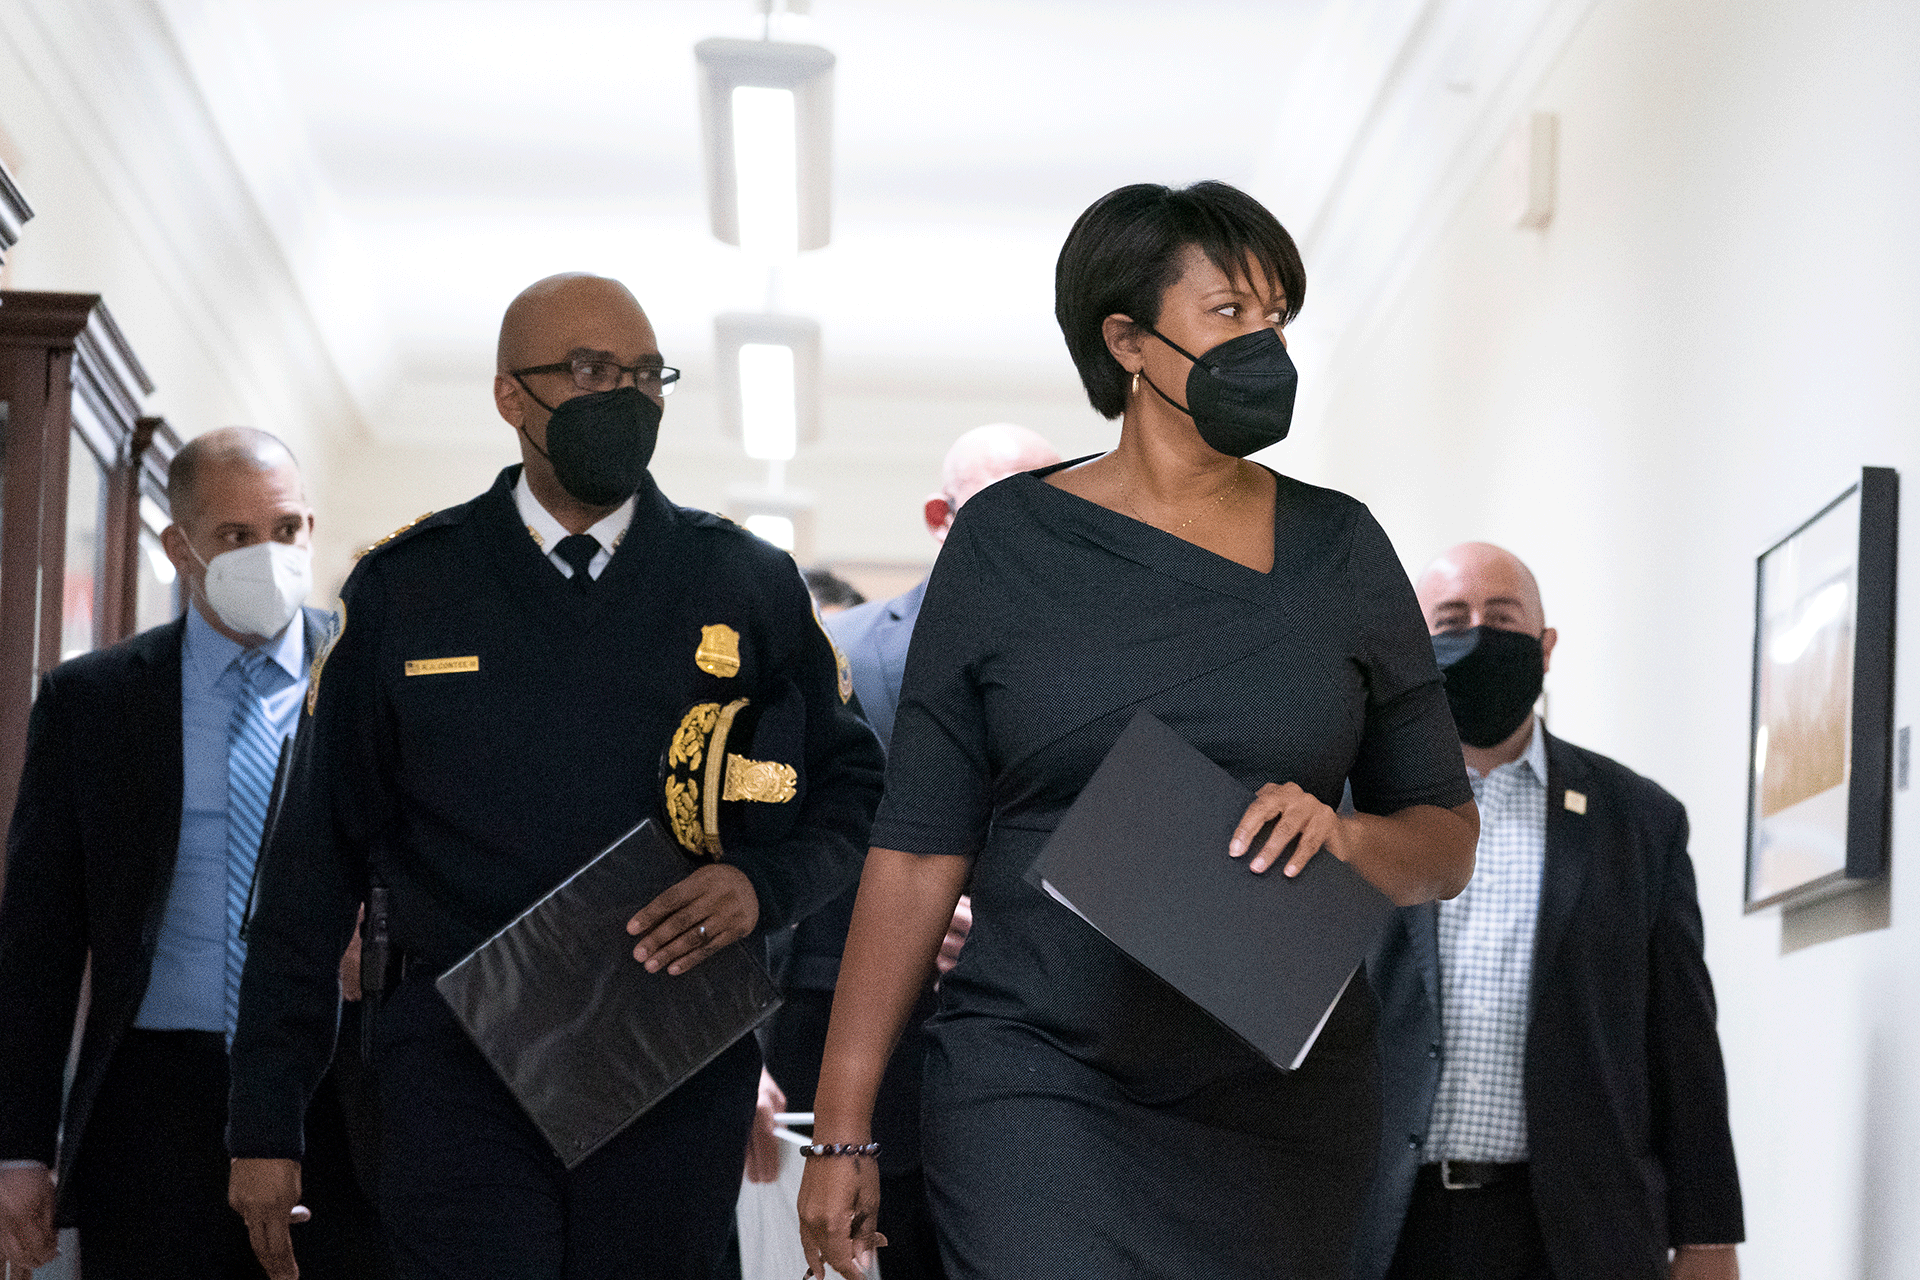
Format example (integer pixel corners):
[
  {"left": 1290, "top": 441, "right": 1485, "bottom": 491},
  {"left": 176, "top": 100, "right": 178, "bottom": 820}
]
[
  {"left": 1352, "top": 542, "right": 1743, "bottom": 1280},
  {"left": 0, "top": 428, "right": 382, "bottom": 1278},
  {"left": 763, "top": 422, "right": 1059, "bottom": 1280}
]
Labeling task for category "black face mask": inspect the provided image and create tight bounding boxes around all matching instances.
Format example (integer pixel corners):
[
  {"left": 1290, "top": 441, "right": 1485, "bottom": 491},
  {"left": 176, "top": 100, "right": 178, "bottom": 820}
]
[
  {"left": 517, "top": 384, "right": 661, "bottom": 507},
  {"left": 1431, "top": 626, "right": 1545, "bottom": 749},
  {"left": 1138, "top": 325, "right": 1298, "bottom": 457}
]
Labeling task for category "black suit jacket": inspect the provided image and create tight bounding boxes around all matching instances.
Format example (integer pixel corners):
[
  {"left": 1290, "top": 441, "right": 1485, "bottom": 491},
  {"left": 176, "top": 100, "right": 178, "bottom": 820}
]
[
  {"left": 0, "top": 607, "right": 329, "bottom": 1222},
  {"left": 1353, "top": 729, "right": 1744, "bottom": 1280}
]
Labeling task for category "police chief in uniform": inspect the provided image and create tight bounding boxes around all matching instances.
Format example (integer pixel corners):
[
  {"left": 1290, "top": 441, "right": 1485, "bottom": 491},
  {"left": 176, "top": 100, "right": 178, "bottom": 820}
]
[{"left": 227, "top": 274, "right": 886, "bottom": 1280}]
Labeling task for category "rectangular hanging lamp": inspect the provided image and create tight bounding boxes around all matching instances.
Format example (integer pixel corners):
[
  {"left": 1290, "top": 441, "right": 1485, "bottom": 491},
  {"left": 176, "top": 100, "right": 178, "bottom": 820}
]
[
  {"left": 695, "top": 37, "right": 835, "bottom": 254},
  {"left": 727, "top": 483, "right": 816, "bottom": 560},
  {"left": 743, "top": 513, "right": 797, "bottom": 550},
  {"left": 737, "top": 342, "right": 798, "bottom": 460},
  {"left": 714, "top": 312, "right": 821, "bottom": 460}
]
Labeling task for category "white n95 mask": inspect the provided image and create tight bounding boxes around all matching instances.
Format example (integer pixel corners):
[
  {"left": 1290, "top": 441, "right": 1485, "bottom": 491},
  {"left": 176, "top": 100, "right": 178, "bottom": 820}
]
[{"left": 196, "top": 540, "right": 312, "bottom": 639}]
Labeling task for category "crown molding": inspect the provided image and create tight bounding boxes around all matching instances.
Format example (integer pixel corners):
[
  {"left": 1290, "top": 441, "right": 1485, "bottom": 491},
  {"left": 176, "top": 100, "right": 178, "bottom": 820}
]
[
  {"left": 1252, "top": 0, "right": 1600, "bottom": 430},
  {"left": 151, "top": 0, "right": 396, "bottom": 411},
  {"left": 0, "top": 157, "right": 29, "bottom": 269},
  {"left": 0, "top": 0, "right": 371, "bottom": 441}
]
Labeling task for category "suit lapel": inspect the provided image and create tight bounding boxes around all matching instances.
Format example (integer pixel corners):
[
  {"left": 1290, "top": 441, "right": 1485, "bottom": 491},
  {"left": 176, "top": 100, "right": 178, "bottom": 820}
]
[
  {"left": 129, "top": 609, "right": 320, "bottom": 951},
  {"left": 131, "top": 619, "right": 188, "bottom": 943},
  {"left": 874, "top": 579, "right": 926, "bottom": 712},
  {"left": 1529, "top": 729, "right": 1592, "bottom": 1022},
  {"left": 300, "top": 605, "right": 330, "bottom": 665}
]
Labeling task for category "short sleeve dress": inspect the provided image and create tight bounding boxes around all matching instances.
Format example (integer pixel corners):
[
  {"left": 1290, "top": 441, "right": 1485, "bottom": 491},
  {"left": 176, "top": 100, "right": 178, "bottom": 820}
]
[{"left": 867, "top": 462, "right": 1472, "bottom": 1280}]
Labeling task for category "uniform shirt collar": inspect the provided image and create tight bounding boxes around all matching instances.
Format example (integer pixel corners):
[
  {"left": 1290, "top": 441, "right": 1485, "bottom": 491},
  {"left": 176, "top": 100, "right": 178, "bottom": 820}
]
[
  {"left": 182, "top": 599, "right": 306, "bottom": 691},
  {"left": 513, "top": 471, "right": 635, "bottom": 557}
]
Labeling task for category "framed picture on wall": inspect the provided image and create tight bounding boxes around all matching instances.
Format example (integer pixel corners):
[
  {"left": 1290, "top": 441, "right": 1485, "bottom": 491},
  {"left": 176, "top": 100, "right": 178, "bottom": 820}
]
[{"left": 1744, "top": 466, "right": 1899, "bottom": 910}]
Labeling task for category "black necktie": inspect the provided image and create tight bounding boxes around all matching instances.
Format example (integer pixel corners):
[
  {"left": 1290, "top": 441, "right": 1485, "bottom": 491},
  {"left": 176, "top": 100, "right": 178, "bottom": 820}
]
[{"left": 554, "top": 534, "right": 599, "bottom": 591}]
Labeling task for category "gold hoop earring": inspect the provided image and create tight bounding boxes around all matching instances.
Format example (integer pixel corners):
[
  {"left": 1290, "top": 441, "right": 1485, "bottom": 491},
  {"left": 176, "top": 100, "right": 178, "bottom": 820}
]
[{"left": 1131, "top": 370, "right": 1140, "bottom": 396}]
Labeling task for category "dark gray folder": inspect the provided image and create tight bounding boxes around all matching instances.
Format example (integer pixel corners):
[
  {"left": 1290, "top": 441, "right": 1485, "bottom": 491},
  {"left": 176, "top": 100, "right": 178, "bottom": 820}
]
[
  {"left": 1034, "top": 710, "right": 1391, "bottom": 1071},
  {"left": 435, "top": 819, "right": 780, "bottom": 1169}
]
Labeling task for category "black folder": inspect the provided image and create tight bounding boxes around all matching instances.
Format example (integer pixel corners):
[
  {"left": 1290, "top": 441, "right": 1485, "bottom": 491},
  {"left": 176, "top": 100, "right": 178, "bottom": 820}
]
[
  {"left": 1033, "top": 710, "right": 1392, "bottom": 1071},
  {"left": 435, "top": 819, "right": 781, "bottom": 1169}
]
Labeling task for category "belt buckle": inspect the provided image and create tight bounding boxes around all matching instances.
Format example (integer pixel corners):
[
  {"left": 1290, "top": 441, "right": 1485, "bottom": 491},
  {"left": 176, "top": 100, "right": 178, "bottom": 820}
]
[{"left": 1439, "top": 1159, "right": 1483, "bottom": 1191}]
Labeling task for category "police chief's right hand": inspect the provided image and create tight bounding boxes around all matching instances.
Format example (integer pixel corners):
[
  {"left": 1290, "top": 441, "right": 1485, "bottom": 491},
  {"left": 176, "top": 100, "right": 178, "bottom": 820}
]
[
  {"left": 627, "top": 862, "right": 760, "bottom": 975},
  {"left": 230, "top": 1156, "right": 311, "bottom": 1280},
  {"left": 0, "top": 1163, "right": 58, "bottom": 1270}
]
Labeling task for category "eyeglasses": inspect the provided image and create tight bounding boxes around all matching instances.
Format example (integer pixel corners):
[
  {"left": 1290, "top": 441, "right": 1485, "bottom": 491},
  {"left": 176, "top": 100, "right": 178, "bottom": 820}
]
[{"left": 512, "top": 357, "right": 681, "bottom": 397}]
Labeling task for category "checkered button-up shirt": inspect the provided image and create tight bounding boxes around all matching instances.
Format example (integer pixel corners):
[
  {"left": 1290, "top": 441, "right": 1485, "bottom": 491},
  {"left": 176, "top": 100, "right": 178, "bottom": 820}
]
[{"left": 1426, "top": 717, "right": 1547, "bottom": 1163}]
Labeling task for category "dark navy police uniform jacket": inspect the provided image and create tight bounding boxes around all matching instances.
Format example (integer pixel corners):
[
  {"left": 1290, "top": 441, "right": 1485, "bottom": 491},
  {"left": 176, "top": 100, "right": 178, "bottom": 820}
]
[{"left": 227, "top": 465, "right": 885, "bottom": 1161}]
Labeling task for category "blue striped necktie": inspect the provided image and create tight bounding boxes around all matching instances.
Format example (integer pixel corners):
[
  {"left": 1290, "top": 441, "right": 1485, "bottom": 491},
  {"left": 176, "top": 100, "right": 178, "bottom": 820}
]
[{"left": 225, "top": 648, "right": 281, "bottom": 1042}]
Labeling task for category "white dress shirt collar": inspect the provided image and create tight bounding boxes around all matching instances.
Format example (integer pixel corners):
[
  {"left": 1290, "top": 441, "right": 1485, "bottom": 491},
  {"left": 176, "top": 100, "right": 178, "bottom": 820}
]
[
  {"left": 183, "top": 597, "right": 307, "bottom": 689},
  {"left": 512, "top": 471, "right": 635, "bottom": 581}
]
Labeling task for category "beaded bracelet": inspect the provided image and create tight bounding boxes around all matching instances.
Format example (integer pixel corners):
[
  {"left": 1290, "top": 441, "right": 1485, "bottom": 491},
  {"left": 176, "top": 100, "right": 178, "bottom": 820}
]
[{"left": 798, "top": 1142, "right": 881, "bottom": 1159}]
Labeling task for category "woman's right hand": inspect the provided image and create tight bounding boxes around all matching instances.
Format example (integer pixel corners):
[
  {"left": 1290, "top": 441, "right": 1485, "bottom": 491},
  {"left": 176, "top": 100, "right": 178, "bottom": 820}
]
[
  {"left": 1230, "top": 781, "right": 1346, "bottom": 875},
  {"left": 797, "top": 1151, "right": 886, "bottom": 1279}
]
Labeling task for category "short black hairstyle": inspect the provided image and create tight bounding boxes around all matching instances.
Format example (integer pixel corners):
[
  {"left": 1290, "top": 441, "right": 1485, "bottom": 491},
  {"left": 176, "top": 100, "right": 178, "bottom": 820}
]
[
  {"left": 803, "top": 568, "right": 866, "bottom": 611},
  {"left": 1054, "top": 181, "right": 1306, "bottom": 420}
]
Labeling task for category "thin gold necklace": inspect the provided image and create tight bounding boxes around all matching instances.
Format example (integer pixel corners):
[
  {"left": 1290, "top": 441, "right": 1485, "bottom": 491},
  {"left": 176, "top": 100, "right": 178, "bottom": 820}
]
[{"left": 1121, "top": 460, "right": 1248, "bottom": 534}]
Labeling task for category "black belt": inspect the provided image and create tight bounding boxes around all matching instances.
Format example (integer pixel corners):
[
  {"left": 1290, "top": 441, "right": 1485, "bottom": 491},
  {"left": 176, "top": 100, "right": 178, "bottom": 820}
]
[{"left": 1419, "top": 1160, "right": 1528, "bottom": 1190}]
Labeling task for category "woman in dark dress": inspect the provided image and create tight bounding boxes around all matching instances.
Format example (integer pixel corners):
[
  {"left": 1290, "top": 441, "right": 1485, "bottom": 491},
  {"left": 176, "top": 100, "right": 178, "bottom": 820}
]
[{"left": 798, "top": 181, "right": 1478, "bottom": 1280}]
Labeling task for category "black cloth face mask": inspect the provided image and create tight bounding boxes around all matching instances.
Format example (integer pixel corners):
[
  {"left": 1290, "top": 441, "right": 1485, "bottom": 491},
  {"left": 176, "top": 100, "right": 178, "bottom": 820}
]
[
  {"left": 1137, "top": 325, "right": 1298, "bottom": 458},
  {"left": 1430, "top": 626, "right": 1545, "bottom": 749},
  {"left": 515, "top": 383, "right": 661, "bottom": 507}
]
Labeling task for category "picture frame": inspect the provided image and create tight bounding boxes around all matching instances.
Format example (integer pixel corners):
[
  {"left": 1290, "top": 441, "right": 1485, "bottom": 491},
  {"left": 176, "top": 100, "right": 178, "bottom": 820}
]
[{"left": 1744, "top": 467, "right": 1899, "bottom": 910}]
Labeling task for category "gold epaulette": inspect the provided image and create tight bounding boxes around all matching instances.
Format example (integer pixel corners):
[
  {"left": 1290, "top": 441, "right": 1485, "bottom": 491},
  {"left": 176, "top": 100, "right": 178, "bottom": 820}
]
[{"left": 354, "top": 511, "right": 437, "bottom": 561}]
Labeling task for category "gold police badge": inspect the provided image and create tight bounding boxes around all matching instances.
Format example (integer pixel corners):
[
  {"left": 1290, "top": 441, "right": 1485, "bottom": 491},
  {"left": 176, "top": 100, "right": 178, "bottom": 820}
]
[{"left": 695, "top": 624, "right": 742, "bottom": 678}]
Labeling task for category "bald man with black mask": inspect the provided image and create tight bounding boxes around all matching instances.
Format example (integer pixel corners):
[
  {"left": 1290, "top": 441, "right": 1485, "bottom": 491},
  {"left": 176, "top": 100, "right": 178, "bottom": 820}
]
[
  {"left": 227, "top": 275, "right": 884, "bottom": 1280},
  {"left": 1352, "top": 543, "right": 1744, "bottom": 1280}
]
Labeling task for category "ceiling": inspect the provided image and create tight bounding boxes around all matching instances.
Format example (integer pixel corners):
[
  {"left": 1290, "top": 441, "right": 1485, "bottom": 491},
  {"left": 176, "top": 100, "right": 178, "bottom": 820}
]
[
  {"left": 132, "top": 0, "right": 1595, "bottom": 563},
  {"left": 215, "top": 0, "right": 1333, "bottom": 422}
]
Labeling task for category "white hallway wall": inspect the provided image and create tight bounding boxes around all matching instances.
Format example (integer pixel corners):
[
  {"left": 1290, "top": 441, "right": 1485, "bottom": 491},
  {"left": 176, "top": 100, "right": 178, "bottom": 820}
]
[
  {"left": 0, "top": 0, "right": 361, "bottom": 530},
  {"left": 1295, "top": 0, "right": 1919, "bottom": 1274}
]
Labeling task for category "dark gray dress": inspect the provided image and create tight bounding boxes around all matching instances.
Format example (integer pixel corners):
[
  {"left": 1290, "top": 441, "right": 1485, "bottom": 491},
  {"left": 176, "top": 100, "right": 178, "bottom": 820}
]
[{"left": 867, "top": 463, "right": 1473, "bottom": 1280}]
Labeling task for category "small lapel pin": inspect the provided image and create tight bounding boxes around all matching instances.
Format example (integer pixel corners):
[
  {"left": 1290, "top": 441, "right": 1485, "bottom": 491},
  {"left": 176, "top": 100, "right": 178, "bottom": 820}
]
[{"left": 1564, "top": 789, "right": 1588, "bottom": 815}]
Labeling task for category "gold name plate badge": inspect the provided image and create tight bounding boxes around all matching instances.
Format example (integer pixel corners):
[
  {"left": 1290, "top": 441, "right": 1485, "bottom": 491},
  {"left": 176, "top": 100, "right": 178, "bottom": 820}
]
[{"left": 405, "top": 656, "right": 479, "bottom": 677}]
